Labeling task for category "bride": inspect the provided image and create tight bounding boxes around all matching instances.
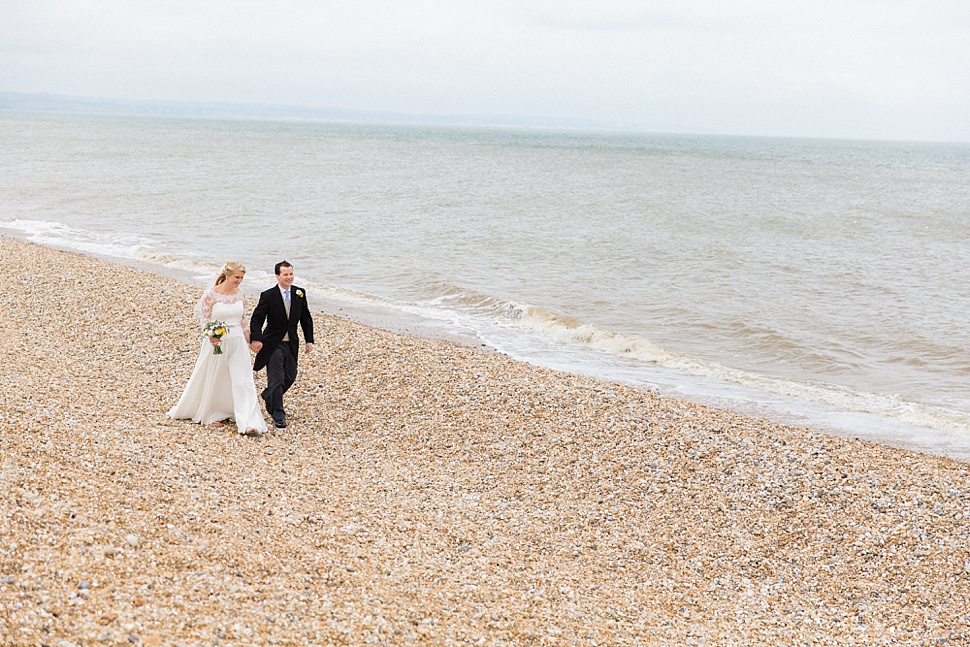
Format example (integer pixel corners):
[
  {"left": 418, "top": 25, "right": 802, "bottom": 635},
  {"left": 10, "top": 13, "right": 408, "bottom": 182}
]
[{"left": 168, "top": 261, "right": 267, "bottom": 437}]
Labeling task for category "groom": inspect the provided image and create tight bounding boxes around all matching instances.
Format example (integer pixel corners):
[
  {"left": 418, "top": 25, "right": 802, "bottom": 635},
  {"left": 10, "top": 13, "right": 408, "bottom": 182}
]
[{"left": 250, "top": 260, "right": 314, "bottom": 429}]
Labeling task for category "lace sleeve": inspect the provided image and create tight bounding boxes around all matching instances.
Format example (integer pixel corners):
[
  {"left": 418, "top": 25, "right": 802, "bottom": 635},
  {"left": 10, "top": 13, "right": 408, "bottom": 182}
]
[
  {"left": 241, "top": 291, "right": 251, "bottom": 335},
  {"left": 193, "top": 290, "right": 214, "bottom": 327}
]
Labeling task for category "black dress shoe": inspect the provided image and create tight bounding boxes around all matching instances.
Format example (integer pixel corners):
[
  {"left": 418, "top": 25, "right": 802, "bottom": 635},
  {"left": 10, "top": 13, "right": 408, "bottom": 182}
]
[{"left": 275, "top": 419, "right": 287, "bottom": 429}]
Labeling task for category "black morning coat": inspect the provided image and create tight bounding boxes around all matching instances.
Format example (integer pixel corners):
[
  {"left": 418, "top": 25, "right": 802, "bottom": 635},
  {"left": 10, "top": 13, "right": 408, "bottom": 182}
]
[{"left": 250, "top": 284, "right": 314, "bottom": 372}]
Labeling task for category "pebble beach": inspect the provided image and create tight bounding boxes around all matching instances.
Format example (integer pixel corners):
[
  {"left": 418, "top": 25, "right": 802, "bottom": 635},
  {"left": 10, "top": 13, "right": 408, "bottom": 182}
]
[{"left": 1, "top": 236, "right": 969, "bottom": 646}]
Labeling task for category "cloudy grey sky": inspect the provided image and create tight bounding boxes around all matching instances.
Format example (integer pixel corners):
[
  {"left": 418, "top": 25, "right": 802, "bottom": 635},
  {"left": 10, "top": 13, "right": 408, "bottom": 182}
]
[{"left": 2, "top": 1, "right": 968, "bottom": 142}]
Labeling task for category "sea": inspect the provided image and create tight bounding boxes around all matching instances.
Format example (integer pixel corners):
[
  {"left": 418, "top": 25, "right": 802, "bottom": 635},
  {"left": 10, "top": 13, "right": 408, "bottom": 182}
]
[{"left": 2, "top": 111, "right": 969, "bottom": 460}]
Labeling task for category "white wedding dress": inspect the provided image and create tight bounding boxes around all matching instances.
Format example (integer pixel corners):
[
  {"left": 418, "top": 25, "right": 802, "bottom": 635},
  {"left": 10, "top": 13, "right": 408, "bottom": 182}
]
[{"left": 167, "top": 289, "right": 267, "bottom": 434}]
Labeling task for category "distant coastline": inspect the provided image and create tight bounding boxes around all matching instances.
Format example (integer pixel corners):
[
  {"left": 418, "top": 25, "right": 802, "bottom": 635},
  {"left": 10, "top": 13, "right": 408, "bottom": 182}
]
[{"left": 0, "top": 90, "right": 635, "bottom": 132}]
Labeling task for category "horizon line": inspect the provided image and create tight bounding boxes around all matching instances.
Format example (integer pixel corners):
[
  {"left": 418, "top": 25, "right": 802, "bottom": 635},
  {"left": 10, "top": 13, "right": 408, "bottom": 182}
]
[{"left": 1, "top": 90, "right": 965, "bottom": 146}]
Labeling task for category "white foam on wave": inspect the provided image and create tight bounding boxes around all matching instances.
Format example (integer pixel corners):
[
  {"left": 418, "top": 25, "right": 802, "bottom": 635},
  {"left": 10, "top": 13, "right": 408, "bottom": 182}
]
[
  {"left": 2, "top": 217, "right": 154, "bottom": 260},
  {"left": 387, "top": 282, "right": 970, "bottom": 442},
  {"left": 131, "top": 249, "right": 222, "bottom": 281},
  {"left": 513, "top": 302, "right": 970, "bottom": 438},
  {"left": 2, "top": 217, "right": 282, "bottom": 290}
]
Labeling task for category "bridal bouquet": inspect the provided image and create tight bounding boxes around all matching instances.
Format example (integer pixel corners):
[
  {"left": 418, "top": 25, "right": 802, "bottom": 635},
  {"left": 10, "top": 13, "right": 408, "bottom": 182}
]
[{"left": 203, "top": 321, "right": 229, "bottom": 355}]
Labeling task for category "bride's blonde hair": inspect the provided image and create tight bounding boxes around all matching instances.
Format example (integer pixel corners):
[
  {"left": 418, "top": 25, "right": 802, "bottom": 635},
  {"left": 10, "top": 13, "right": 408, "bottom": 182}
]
[{"left": 215, "top": 260, "right": 247, "bottom": 286}]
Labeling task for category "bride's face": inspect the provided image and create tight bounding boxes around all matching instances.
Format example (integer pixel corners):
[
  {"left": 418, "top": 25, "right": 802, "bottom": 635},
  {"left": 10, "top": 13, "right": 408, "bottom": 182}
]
[{"left": 227, "top": 271, "right": 245, "bottom": 289}]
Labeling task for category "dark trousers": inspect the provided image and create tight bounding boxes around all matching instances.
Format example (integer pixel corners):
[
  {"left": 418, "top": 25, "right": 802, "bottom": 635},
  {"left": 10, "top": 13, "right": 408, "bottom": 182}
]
[{"left": 262, "top": 344, "right": 296, "bottom": 424}]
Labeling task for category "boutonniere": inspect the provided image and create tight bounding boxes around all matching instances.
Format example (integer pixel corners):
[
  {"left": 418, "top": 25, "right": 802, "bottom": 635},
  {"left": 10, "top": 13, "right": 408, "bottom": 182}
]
[{"left": 295, "top": 289, "right": 304, "bottom": 298}]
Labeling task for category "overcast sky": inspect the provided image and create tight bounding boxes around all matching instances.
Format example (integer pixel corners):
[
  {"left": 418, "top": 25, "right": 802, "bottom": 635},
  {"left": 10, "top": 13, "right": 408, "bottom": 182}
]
[{"left": 2, "top": 1, "right": 969, "bottom": 142}]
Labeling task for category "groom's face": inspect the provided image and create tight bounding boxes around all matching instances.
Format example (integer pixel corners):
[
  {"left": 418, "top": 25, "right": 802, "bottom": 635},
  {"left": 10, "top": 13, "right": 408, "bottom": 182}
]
[{"left": 276, "top": 266, "right": 294, "bottom": 289}]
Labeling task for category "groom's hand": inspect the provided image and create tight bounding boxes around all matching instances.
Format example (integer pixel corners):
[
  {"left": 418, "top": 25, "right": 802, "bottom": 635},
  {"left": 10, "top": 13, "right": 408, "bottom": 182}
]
[
  {"left": 250, "top": 341, "right": 263, "bottom": 353},
  {"left": 305, "top": 343, "right": 314, "bottom": 354}
]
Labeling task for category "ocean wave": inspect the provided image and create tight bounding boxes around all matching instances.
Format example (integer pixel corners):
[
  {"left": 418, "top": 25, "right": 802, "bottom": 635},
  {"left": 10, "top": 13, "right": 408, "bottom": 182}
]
[
  {"left": 378, "top": 281, "right": 970, "bottom": 437},
  {"left": 421, "top": 282, "right": 526, "bottom": 318},
  {"left": 512, "top": 303, "right": 970, "bottom": 436},
  {"left": 2, "top": 217, "right": 153, "bottom": 259},
  {"left": 132, "top": 249, "right": 223, "bottom": 279},
  {"left": 2, "top": 218, "right": 279, "bottom": 287}
]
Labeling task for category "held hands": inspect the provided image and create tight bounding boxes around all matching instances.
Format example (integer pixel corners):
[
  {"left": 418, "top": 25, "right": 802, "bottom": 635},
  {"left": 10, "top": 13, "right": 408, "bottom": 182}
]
[{"left": 246, "top": 341, "right": 312, "bottom": 354}]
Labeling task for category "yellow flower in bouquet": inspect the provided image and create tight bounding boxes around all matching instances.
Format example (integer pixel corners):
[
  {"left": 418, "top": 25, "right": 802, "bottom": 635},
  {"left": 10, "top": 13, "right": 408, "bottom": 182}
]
[{"left": 202, "top": 321, "right": 229, "bottom": 355}]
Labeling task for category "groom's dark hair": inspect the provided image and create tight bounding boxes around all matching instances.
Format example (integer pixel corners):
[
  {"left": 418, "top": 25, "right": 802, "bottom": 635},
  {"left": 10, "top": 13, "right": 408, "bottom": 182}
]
[{"left": 275, "top": 260, "right": 292, "bottom": 275}]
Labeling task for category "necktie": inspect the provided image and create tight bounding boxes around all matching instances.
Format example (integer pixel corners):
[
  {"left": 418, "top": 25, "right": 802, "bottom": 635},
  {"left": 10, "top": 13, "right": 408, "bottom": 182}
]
[{"left": 284, "top": 289, "right": 291, "bottom": 312}]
